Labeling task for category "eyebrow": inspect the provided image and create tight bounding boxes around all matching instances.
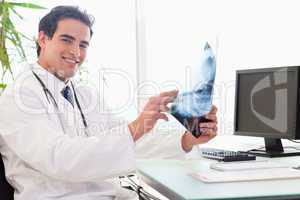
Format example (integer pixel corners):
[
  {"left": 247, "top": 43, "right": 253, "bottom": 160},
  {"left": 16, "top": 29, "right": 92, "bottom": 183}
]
[{"left": 59, "top": 34, "right": 89, "bottom": 46}]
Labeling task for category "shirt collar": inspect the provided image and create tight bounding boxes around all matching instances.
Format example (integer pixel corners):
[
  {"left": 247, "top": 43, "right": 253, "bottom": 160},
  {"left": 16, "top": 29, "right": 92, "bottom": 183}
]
[{"left": 31, "top": 62, "right": 73, "bottom": 98}]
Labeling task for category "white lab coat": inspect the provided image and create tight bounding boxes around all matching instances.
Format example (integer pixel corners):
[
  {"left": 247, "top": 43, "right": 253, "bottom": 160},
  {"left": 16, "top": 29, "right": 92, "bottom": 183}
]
[{"left": 0, "top": 63, "right": 186, "bottom": 200}]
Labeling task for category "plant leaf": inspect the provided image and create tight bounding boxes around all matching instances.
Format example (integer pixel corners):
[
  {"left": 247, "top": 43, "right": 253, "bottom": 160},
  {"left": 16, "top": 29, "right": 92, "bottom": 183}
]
[
  {"left": 8, "top": 6, "right": 23, "bottom": 20},
  {"left": 7, "top": 2, "right": 46, "bottom": 9},
  {"left": 5, "top": 17, "right": 27, "bottom": 59},
  {"left": 0, "top": 1, "right": 45, "bottom": 82},
  {"left": 0, "top": 83, "right": 7, "bottom": 90}
]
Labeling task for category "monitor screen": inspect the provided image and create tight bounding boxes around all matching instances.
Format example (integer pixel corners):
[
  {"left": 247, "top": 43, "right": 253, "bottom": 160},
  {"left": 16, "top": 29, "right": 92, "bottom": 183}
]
[{"left": 235, "top": 67, "right": 298, "bottom": 139}]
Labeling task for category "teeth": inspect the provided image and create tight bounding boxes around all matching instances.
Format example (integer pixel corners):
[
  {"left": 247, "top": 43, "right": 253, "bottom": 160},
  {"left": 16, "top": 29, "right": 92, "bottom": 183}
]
[{"left": 63, "top": 57, "right": 78, "bottom": 64}]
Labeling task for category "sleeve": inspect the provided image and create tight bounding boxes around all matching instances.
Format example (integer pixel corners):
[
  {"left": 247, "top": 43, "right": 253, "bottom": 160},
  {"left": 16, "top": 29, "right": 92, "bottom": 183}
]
[
  {"left": 134, "top": 118, "right": 187, "bottom": 159},
  {"left": 0, "top": 82, "right": 136, "bottom": 183},
  {"left": 76, "top": 85, "right": 187, "bottom": 160}
]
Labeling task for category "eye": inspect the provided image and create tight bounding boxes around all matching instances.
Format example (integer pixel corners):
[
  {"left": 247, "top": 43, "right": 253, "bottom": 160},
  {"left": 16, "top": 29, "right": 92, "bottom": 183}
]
[
  {"left": 80, "top": 43, "right": 88, "bottom": 49},
  {"left": 61, "top": 38, "right": 72, "bottom": 43}
]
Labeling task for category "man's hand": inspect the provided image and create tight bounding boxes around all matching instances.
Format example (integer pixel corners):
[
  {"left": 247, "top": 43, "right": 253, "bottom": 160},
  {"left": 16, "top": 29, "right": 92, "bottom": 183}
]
[
  {"left": 128, "top": 90, "right": 178, "bottom": 141},
  {"left": 181, "top": 105, "right": 218, "bottom": 152}
]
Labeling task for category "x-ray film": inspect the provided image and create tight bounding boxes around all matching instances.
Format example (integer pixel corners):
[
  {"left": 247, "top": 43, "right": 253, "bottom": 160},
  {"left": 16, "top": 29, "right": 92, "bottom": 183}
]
[{"left": 170, "top": 42, "right": 216, "bottom": 137}]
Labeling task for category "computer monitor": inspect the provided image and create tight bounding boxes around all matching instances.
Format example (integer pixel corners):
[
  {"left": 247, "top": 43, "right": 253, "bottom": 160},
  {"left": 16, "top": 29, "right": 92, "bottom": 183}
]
[{"left": 234, "top": 66, "right": 300, "bottom": 157}]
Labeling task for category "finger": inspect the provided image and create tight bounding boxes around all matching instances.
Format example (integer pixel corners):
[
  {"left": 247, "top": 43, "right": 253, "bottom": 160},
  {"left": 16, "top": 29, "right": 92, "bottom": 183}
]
[
  {"left": 199, "top": 122, "right": 217, "bottom": 128},
  {"left": 144, "top": 103, "right": 160, "bottom": 111},
  {"left": 200, "top": 128, "right": 217, "bottom": 137},
  {"left": 200, "top": 127, "right": 217, "bottom": 133},
  {"left": 161, "top": 96, "right": 176, "bottom": 105},
  {"left": 204, "top": 113, "right": 217, "bottom": 122},
  {"left": 142, "top": 110, "right": 156, "bottom": 118},
  {"left": 159, "top": 105, "right": 170, "bottom": 112},
  {"left": 209, "top": 105, "right": 218, "bottom": 114},
  {"left": 148, "top": 96, "right": 177, "bottom": 109},
  {"left": 159, "top": 90, "right": 179, "bottom": 98},
  {"left": 145, "top": 102, "right": 170, "bottom": 112},
  {"left": 148, "top": 96, "right": 160, "bottom": 104},
  {"left": 146, "top": 96, "right": 175, "bottom": 112},
  {"left": 145, "top": 96, "right": 163, "bottom": 110},
  {"left": 157, "top": 113, "right": 169, "bottom": 121}
]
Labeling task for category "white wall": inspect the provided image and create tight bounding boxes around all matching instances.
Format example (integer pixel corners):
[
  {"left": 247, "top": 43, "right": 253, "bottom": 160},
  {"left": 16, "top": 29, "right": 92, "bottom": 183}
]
[
  {"left": 13, "top": 0, "right": 137, "bottom": 119},
  {"left": 9, "top": 0, "right": 300, "bottom": 133},
  {"left": 137, "top": 0, "right": 300, "bottom": 135}
]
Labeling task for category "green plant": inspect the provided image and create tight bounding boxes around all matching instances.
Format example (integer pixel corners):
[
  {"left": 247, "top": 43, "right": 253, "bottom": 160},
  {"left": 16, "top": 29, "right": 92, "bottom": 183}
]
[{"left": 0, "top": 1, "right": 45, "bottom": 90}]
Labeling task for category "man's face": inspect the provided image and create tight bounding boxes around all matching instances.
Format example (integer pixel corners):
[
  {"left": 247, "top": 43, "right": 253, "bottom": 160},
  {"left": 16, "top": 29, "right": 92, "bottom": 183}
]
[{"left": 38, "top": 18, "right": 91, "bottom": 81}]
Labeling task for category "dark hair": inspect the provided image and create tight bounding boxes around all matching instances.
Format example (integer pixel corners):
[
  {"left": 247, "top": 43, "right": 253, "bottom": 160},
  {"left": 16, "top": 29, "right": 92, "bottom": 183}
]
[{"left": 37, "top": 6, "right": 94, "bottom": 56}]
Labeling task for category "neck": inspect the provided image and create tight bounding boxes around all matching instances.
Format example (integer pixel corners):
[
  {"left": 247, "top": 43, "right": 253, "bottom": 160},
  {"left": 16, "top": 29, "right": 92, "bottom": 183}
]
[
  {"left": 37, "top": 60, "right": 69, "bottom": 83},
  {"left": 53, "top": 72, "right": 69, "bottom": 84}
]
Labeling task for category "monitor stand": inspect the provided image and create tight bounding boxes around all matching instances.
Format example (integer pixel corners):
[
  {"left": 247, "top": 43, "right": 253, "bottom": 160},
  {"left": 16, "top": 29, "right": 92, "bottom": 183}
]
[{"left": 248, "top": 138, "right": 300, "bottom": 157}]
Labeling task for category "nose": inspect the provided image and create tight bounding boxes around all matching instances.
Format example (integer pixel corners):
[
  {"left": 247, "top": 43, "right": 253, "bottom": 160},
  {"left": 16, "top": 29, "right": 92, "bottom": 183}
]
[{"left": 70, "top": 44, "right": 80, "bottom": 58}]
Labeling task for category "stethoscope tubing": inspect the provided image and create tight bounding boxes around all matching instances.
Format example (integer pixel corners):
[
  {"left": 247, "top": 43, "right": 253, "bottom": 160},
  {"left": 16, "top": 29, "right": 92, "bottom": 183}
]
[{"left": 32, "top": 71, "right": 88, "bottom": 132}]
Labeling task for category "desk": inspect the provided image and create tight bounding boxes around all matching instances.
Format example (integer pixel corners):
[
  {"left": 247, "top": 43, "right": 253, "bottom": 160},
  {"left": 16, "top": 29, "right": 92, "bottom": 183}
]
[{"left": 137, "top": 136, "right": 300, "bottom": 200}]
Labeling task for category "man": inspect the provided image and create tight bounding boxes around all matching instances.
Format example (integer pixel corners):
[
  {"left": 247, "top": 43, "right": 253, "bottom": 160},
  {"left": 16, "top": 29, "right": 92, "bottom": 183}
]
[{"left": 0, "top": 6, "right": 217, "bottom": 200}]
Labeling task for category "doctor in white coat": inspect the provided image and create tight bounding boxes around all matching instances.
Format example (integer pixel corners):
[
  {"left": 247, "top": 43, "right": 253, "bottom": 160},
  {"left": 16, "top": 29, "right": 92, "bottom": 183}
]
[{"left": 0, "top": 6, "right": 218, "bottom": 200}]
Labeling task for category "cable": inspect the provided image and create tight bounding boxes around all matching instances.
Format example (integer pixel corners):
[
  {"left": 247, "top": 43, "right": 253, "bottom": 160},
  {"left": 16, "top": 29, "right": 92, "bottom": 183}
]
[
  {"left": 243, "top": 144, "right": 300, "bottom": 154},
  {"left": 288, "top": 139, "right": 300, "bottom": 144},
  {"left": 119, "top": 177, "right": 150, "bottom": 200},
  {"left": 283, "top": 146, "right": 300, "bottom": 151},
  {"left": 243, "top": 146, "right": 265, "bottom": 153},
  {"left": 127, "top": 176, "right": 161, "bottom": 200},
  {"left": 119, "top": 175, "right": 162, "bottom": 200}
]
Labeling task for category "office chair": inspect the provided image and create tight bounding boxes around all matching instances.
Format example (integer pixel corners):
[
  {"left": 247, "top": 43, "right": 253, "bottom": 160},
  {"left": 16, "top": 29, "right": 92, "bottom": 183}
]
[{"left": 0, "top": 154, "right": 14, "bottom": 200}]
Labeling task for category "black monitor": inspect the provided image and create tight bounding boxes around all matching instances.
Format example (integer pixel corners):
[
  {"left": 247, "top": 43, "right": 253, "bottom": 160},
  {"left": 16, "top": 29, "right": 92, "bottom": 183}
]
[{"left": 234, "top": 66, "right": 300, "bottom": 157}]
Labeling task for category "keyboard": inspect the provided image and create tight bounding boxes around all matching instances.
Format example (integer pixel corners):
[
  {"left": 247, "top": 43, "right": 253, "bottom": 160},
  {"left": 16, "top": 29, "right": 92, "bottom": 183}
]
[{"left": 200, "top": 148, "right": 256, "bottom": 162}]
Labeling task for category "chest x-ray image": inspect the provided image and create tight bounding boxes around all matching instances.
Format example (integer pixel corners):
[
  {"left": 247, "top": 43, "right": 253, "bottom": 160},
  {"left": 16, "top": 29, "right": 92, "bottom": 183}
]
[{"left": 170, "top": 42, "right": 216, "bottom": 137}]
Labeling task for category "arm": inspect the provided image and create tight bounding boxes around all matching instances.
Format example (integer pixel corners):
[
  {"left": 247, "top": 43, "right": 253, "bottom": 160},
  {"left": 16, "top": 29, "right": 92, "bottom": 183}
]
[
  {"left": 0, "top": 83, "right": 136, "bottom": 183},
  {"left": 127, "top": 90, "right": 188, "bottom": 159},
  {"left": 126, "top": 89, "right": 217, "bottom": 158},
  {"left": 128, "top": 90, "right": 179, "bottom": 141},
  {"left": 82, "top": 87, "right": 187, "bottom": 159}
]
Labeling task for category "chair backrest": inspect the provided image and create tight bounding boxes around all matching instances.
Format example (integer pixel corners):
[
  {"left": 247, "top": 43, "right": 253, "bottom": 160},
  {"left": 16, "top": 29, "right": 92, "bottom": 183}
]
[{"left": 0, "top": 154, "right": 14, "bottom": 200}]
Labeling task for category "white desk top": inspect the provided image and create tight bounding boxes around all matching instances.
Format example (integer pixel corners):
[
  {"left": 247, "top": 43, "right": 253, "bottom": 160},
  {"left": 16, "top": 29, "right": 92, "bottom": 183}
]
[{"left": 137, "top": 135, "right": 300, "bottom": 200}]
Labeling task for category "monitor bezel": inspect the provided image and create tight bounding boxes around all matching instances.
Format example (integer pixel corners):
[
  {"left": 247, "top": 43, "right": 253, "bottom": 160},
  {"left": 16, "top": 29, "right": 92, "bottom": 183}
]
[{"left": 234, "top": 66, "right": 300, "bottom": 139}]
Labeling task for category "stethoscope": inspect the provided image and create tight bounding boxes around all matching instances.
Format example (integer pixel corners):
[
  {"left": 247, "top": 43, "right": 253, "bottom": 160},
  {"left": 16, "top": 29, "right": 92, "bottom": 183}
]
[{"left": 32, "top": 71, "right": 88, "bottom": 135}]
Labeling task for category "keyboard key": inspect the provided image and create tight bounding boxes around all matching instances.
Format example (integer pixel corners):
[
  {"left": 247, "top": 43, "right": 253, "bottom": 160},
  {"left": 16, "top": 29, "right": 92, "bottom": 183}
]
[{"left": 200, "top": 148, "right": 256, "bottom": 162}]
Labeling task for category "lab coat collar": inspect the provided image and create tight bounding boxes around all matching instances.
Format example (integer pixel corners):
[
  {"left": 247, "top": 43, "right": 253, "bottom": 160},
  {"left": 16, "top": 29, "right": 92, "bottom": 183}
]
[{"left": 31, "top": 62, "right": 74, "bottom": 99}]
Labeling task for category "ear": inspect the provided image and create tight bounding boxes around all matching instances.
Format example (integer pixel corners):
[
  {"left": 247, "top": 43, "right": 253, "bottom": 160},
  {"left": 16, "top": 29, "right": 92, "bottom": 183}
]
[{"left": 37, "top": 31, "right": 49, "bottom": 51}]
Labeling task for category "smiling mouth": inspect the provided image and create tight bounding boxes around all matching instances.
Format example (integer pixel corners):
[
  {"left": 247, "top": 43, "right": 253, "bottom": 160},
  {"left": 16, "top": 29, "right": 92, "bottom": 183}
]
[{"left": 62, "top": 56, "right": 80, "bottom": 64}]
